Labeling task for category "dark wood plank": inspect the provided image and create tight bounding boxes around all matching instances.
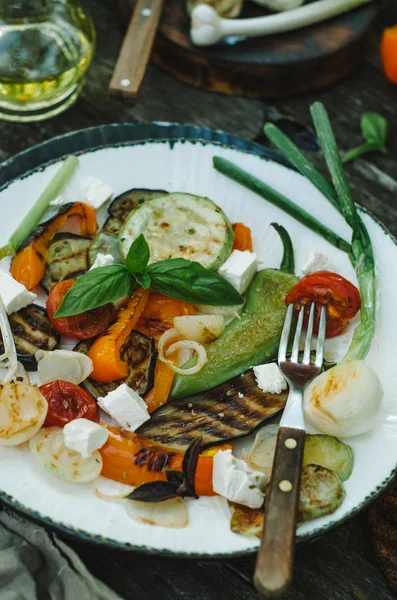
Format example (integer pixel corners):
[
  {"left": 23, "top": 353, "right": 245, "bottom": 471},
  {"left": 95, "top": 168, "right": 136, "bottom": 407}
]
[{"left": 119, "top": 0, "right": 379, "bottom": 98}]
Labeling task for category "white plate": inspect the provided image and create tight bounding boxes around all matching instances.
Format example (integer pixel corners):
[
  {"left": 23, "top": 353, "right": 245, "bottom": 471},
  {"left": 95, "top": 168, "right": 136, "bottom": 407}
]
[{"left": 0, "top": 124, "right": 395, "bottom": 557}]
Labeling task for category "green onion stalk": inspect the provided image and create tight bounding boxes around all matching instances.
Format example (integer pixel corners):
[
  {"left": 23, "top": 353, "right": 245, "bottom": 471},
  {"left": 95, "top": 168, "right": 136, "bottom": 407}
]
[
  {"left": 212, "top": 156, "right": 350, "bottom": 253},
  {"left": 310, "top": 102, "right": 375, "bottom": 361},
  {"left": 265, "top": 106, "right": 376, "bottom": 361},
  {"left": 0, "top": 155, "right": 79, "bottom": 259},
  {"left": 213, "top": 103, "right": 375, "bottom": 361}
]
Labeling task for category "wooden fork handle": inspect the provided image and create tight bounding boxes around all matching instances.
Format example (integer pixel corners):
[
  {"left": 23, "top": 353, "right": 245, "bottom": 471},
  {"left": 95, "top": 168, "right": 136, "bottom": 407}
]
[
  {"left": 254, "top": 426, "right": 305, "bottom": 598},
  {"left": 109, "top": 0, "right": 164, "bottom": 99}
]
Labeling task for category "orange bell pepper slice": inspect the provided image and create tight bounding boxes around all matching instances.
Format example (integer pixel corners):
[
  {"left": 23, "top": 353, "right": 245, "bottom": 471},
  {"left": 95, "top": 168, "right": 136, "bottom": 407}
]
[
  {"left": 11, "top": 202, "right": 97, "bottom": 290},
  {"left": 99, "top": 426, "right": 232, "bottom": 496},
  {"left": 136, "top": 292, "right": 196, "bottom": 339},
  {"left": 232, "top": 222, "right": 253, "bottom": 252},
  {"left": 88, "top": 288, "right": 149, "bottom": 382},
  {"left": 145, "top": 356, "right": 176, "bottom": 414},
  {"left": 381, "top": 25, "right": 397, "bottom": 84}
]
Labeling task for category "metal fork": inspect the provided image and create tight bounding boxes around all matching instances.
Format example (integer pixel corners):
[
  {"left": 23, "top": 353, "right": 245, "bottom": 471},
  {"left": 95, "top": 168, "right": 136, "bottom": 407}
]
[{"left": 254, "top": 303, "right": 326, "bottom": 599}]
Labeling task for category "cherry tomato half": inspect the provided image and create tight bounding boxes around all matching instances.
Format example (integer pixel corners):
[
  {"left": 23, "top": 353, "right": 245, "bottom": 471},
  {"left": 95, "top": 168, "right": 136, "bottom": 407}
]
[
  {"left": 46, "top": 279, "right": 116, "bottom": 340},
  {"left": 40, "top": 380, "right": 99, "bottom": 428},
  {"left": 285, "top": 271, "right": 361, "bottom": 338}
]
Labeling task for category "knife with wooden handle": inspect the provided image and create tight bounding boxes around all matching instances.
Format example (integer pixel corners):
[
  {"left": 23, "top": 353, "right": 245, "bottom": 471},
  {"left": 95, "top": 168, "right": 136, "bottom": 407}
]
[{"left": 109, "top": 0, "right": 164, "bottom": 100}]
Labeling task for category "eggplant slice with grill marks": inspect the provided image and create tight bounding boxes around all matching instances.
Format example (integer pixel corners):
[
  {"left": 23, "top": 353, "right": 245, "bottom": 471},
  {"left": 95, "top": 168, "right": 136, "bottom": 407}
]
[
  {"left": 0, "top": 304, "right": 60, "bottom": 371},
  {"left": 41, "top": 232, "right": 91, "bottom": 293},
  {"left": 74, "top": 330, "right": 156, "bottom": 399},
  {"left": 138, "top": 370, "right": 287, "bottom": 450},
  {"left": 104, "top": 188, "right": 168, "bottom": 234}
]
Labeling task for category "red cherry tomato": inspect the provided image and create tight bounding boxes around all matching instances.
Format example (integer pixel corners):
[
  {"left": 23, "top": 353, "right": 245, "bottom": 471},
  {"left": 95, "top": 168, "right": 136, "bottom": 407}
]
[
  {"left": 46, "top": 279, "right": 116, "bottom": 340},
  {"left": 40, "top": 381, "right": 99, "bottom": 428},
  {"left": 285, "top": 271, "right": 361, "bottom": 338}
]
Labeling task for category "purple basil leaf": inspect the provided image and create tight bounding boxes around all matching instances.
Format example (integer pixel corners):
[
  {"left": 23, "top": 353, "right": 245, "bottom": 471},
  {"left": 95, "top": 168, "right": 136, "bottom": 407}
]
[
  {"left": 127, "top": 481, "right": 178, "bottom": 503},
  {"left": 165, "top": 470, "right": 185, "bottom": 488},
  {"left": 179, "top": 436, "right": 203, "bottom": 499}
]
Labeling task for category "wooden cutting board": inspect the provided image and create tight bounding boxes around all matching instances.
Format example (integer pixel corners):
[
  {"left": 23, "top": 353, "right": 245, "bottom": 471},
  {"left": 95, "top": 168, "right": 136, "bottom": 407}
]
[{"left": 118, "top": 0, "right": 379, "bottom": 98}]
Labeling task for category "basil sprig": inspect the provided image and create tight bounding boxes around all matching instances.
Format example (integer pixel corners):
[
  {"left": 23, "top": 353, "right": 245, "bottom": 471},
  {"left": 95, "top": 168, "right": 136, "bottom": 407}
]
[
  {"left": 55, "top": 234, "right": 243, "bottom": 317},
  {"left": 342, "top": 112, "right": 388, "bottom": 164}
]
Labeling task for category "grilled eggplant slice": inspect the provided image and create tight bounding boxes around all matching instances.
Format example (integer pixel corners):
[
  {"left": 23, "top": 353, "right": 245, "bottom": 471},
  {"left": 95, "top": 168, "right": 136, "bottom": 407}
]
[
  {"left": 105, "top": 188, "right": 168, "bottom": 234},
  {"left": 0, "top": 304, "right": 60, "bottom": 371},
  {"left": 41, "top": 233, "right": 91, "bottom": 293},
  {"left": 103, "top": 216, "right": 123, "bottom": 235},
  {"left": 89, "top": 231, "right": 123, "bottom": 266},
  {"left": 138, "top": 369, "right": 287, "bottom": 450},
  {"left": 75, "top": 329, "right": 156, "bottom": 398}
]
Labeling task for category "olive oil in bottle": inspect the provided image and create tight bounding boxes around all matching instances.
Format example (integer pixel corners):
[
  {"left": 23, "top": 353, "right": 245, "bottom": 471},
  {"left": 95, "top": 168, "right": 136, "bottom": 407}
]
[{"left": 0, "top": 0, "right": 95, "bottom": 122}]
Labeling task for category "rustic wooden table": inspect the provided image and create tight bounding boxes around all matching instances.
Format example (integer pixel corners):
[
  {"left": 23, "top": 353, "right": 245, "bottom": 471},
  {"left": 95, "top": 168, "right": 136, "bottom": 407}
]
[{"left": 1, "top": 0, "right": 396, "bottom": 598}]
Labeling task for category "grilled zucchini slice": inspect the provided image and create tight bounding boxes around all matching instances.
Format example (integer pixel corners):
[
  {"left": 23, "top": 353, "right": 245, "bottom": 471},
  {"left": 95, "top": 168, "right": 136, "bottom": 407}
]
[
  {"left": 229, "top": 464, "right": 345, "bottom": 535},
  {"left": 41, "top": 233, "right": 91, "bottom": 293},
  {"left": 0, "top": 304, "right": 60, "bottom": 371},
  {"left": 120, "top": 193, "right": 234, "bottom": 269},
  {"left": 105, "top": 188, "right": 168, "bottom": 234},
  {"left": 303, "top": 434, "right": 354, "bottom": 482},
  {"left": 299, "top": 464, "right": 345, "bottom": 522},
  {"left": 89, "top": 231, "right": 123, "bottom": 266}
]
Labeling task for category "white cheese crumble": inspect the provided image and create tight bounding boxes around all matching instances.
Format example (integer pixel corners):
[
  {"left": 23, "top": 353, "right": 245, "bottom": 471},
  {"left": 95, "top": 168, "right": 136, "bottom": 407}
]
[
  {"left": 97, "top": 383, "right": 150, "bottom": 432},
  {"left": 0, "top": 269, "right": 37, "bottom": 315},
  {"left": 212, "top": 449, "right": 267, "bottom": 509},
  {"left": 50, "top": 195, "right": 67, "bottom": 207},
  {"left": 218, "top": 250, "right": 257, "bottom": 294},
  {"left": 63, "top": 418, "right": 109, "bottom": 458},
  {"left": 83, "top": 177, "right": 114, "bottom": 209},
  {"left": 253, "top": 363, "right": 287, "bottom": 395},
  {"left": 302, "top": 251, "right": 334, "bottom": 275},
  {"left": 89, "top": 253, "right": 115, "bottom": 270}
]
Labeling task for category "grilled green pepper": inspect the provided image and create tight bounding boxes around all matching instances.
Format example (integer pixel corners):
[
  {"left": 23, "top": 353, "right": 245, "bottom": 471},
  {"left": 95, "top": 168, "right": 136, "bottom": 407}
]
[{"left": 171, "top": 268, "right": 298, "bottom": 399}]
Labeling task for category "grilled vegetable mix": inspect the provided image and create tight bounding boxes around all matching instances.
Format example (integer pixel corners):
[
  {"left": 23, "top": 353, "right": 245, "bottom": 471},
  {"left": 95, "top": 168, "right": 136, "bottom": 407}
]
[{"left": 0, "top": 103, "right": 383, "bottom": 535}]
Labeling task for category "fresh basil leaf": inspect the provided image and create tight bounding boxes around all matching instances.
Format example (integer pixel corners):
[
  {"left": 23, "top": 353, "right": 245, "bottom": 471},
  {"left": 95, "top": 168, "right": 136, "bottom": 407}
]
[
  {"left": 361, "top": 112, "right": 388, "bottom": 150},
  {"left": 54, "top": 265, "right": 132, "bottom": 317},
  {"left": 126, "top": 234, "right": 150, "bottom": 274},
  {"left": 342, "top": 112, "right": 388, "bottom": 164},
  {"left": 146, "top": 258, "right": 244, "bottom": 306},
  {"left": 134, "top": 271, "right": 151, "bottom": 289}
]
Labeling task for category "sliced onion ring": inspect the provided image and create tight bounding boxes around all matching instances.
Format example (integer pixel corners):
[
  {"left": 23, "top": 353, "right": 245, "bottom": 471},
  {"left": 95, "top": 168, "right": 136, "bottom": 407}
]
[{"left": 158, "top": 328, "right": 207, "bottom": 375}]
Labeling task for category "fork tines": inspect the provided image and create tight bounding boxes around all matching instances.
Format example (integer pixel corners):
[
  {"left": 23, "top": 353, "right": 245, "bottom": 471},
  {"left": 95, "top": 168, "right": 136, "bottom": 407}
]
[{"left": 278, "top": 303, "right": 326, "bottom": 368}]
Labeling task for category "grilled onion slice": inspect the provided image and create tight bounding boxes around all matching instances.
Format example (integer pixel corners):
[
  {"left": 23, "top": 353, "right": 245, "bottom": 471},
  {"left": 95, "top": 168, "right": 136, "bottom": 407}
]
[
  {"left": 30, "top": 427, "right": 102, "bottom": 482},
  {"left": 0, "top": 383, "right": 48, "bottom": 446}
]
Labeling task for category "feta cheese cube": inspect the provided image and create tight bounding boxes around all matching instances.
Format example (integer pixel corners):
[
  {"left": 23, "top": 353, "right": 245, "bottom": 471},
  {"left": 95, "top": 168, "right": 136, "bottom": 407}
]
[
  {"left": 97, "top": 383, "right": 150, "bottom": 432},
  {"left": 253, "top": 363, "right": 287, "bottom": 395},
  {"left": 50, "top": 195, "right": 66, "bottom": 207},
  {"left": 218, "top": 250, "right": 257, "bottom": 294},
  {"left": 63, "top": 418, "right": 109, "bottom": 458},
  {"left": 83, "top": 177, "right": 114, "bottom": 209},
  {"left": 302, "top": 251, "right": 334, "bottom": 275},
  {"left": 89, "top": 253, "right": 115, "bottom": 270},
  {"left": 212, "top": 449, "right": 267, "bottom": 509},
  {"left": 0, "top": 269, "right": 37, "bottom": 315}
]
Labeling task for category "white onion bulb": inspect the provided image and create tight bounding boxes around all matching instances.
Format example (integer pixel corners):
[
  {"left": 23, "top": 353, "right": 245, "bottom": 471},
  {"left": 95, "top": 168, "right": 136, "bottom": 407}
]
[{"left": 304, "top": 360, "right": 382, "bottom": 438}]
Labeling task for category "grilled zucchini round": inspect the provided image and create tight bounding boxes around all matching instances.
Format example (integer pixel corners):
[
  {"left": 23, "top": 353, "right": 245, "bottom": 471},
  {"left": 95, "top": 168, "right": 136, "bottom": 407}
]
[{"left": 119, "top": 193, "right": 234, "bottom": 270}]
